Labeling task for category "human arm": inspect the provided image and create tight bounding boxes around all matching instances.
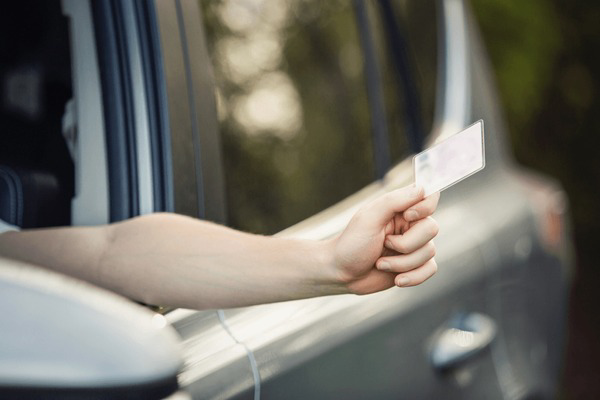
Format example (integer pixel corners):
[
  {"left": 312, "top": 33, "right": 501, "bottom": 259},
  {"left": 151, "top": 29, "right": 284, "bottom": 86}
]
[{"left": 0, "top": 185, "right": 439, "bottom": 309}]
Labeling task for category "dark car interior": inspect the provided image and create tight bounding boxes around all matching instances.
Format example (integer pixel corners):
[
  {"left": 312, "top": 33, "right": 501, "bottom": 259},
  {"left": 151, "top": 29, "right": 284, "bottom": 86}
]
[{"left": 0, "top": 0, "right": 73, "bottom": 229}]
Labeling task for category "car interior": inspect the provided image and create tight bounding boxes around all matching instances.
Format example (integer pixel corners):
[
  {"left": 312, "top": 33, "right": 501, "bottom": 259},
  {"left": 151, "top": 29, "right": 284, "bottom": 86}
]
[{"left": 0, "top": 0, "right": 73, "bottom": 229}]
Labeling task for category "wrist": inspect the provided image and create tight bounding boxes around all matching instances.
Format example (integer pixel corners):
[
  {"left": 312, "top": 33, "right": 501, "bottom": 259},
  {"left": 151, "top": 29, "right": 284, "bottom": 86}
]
[{"left": 316, "top": 237, "right": 351, "bottom": 295}]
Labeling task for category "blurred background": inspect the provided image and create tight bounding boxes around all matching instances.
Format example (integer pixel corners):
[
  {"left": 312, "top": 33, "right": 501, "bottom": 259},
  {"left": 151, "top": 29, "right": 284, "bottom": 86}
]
[{"left": 471, "top": 0, "right": 600, "bottom": 398}]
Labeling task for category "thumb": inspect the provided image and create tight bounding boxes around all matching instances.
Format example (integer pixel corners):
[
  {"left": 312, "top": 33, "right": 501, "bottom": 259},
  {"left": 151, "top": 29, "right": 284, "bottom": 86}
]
[{"left": 364, "top": 185, "right": 425, "bottom": 229}]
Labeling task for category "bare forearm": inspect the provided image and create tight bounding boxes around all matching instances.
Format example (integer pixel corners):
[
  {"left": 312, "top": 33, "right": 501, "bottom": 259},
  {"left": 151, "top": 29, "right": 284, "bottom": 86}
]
[
  {"left": 102, "top": 213, "right": 345, "bottom": 308},
  {"left": 0, "top": 224, "right": 112, "bottom": 288},
  {"left": 0, "top": 213, "right": 345, "bottom": 309},
  {"left": 0, "top": 186, "right": 441, "bottom": 310}
]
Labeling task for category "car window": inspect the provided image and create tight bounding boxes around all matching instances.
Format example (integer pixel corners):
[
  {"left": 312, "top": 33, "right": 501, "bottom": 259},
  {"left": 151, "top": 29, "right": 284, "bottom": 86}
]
[
  {"left": 369, "top": 0, "right": 438, "bottom": 164},
  {"left": 199, "top": 0, "right": 437, "bottom": 234}
]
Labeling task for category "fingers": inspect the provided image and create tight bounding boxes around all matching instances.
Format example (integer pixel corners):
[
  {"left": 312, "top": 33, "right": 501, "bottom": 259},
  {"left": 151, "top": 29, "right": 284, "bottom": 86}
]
[
  {"left": 364, "top": 186, "right": 425, "bottom": 228},
  {"left": 403, "top": 192, "right": 440, "bottom": 222},
  {"left": 385, "top": 217, "right": 439, "bottom": 254},
  {"left": 376, "top": 240, "right": 435, "bottom": 273},
  {"left": 394, "top": 258, "right": 438, "bottom": 287}
]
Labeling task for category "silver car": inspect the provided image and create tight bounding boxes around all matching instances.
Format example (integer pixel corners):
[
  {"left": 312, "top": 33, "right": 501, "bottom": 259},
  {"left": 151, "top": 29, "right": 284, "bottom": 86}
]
[{"left": 0, "top": 0, "right": 573, "bottom": 399}]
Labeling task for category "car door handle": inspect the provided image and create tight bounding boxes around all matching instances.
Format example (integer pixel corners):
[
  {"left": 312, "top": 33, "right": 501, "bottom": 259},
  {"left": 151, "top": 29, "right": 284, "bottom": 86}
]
[{"left": 430, "top": 312, "right": 497, "bottom": 371}]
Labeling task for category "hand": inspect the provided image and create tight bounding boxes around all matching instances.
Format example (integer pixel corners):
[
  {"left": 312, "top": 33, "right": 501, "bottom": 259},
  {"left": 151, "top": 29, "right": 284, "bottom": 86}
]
[{"left": 332, "top": 186, "right": 440, "bottom": 295}]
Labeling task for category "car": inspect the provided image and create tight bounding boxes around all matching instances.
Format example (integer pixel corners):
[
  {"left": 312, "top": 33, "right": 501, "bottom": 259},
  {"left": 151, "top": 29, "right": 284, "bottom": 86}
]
[{"left": 0, "top": 0, "right": 573, "bottom": 398}]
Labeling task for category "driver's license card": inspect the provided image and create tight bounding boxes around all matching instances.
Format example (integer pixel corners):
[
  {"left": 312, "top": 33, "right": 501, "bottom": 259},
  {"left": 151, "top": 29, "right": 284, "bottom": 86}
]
[{"left": 413, "top": 120, "right": 485, "bottom": 197}]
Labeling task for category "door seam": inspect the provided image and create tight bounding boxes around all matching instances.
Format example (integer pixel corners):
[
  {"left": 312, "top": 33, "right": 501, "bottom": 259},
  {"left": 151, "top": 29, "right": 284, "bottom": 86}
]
[{"left": 216, "top": 310, "right": 261, "bottom": 400}]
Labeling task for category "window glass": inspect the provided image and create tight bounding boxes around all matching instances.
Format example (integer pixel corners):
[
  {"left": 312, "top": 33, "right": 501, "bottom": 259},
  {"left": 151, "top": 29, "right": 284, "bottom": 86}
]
[
  {"left": 401, "top": 1, "right": 438, "bottom": 134},
  {"left": 370, "top": 0, "right": 438, "bottom": 164},
  {"left": 201, "top": 0, "right": 375, "bottom": 234}
]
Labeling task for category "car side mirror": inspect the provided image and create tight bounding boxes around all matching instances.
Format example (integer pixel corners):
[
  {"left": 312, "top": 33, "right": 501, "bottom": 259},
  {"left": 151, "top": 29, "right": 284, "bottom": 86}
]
[{"left": 0, "top": 257, "right": 182, "bottom": 399}]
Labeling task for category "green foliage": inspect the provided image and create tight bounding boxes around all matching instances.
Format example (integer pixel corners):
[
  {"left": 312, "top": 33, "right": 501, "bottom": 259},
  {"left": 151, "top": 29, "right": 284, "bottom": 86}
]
[
  {"left": 471, "top": 0, "right": 600, "bottom": 233},
  {"left": 471, "top": 0, "right": 563, "bottom": 133}
]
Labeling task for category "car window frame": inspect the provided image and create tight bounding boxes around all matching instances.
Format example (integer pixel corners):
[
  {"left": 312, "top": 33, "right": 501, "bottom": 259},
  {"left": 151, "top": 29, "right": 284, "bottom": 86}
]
[
  {"left": 174, "top": 0, "right": 227, "bottom": 224},
  {"left": 153, "top": 0, "right": 227, "bottom": 223},
  {"left": 64, "top": 0, "right": 110, "bottom": 226}
]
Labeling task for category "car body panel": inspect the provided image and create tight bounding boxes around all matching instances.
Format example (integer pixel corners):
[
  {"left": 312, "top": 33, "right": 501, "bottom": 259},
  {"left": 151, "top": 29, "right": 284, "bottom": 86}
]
[{"left": 167, "top": 309, "right": 257, "bottom": 399}]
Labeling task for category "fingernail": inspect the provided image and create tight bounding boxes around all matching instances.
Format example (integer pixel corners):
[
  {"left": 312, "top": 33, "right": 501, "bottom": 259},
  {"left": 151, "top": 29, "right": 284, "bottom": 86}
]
[
  {"left": 378, "top": 261, "right": 390, "bottom": 271},
  {"left": 385, "top": 239, "right": 393, "bottom": 249},
  {"left": 405, "top": 210, "right": 418, "bottom": 221},
  {"left": 396, "top": 276, "right": 410, "bottom": 287}
]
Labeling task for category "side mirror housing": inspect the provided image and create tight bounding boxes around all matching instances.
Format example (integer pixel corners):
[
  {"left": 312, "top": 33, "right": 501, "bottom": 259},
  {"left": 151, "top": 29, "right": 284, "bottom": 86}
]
[{"left": 0, "top": 257, "right": 182, "bottom": 399}]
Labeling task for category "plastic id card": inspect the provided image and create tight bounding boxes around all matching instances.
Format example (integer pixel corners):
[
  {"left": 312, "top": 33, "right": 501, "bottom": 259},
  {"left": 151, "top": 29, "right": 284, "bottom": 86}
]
[{"left": 413, "top": 120, "right": 485, "bottom": 197}]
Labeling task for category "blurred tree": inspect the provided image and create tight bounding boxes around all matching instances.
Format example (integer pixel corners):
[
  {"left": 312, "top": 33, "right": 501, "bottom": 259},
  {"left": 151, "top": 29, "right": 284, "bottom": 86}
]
[{"left": 201, "top": 0, "right": 375, "bottom": 234}]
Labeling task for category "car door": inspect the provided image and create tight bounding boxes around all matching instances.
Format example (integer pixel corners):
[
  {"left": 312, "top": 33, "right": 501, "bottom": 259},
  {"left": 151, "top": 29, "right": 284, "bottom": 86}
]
[{"left": 165, "top": 0, "right": 509, "bottom": 398}]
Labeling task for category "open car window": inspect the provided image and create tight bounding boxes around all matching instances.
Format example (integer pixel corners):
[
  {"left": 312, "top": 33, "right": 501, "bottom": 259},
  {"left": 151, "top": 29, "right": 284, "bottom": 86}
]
[
  {"left": 202, "top": 1, "right": 375, "bottom": 234},
  {"left": 200, "top": 0, "right": 437, "bottom": 235}
]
